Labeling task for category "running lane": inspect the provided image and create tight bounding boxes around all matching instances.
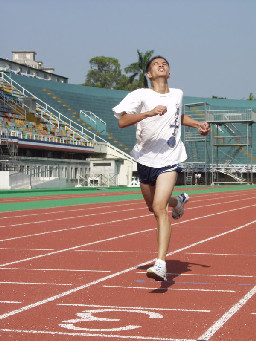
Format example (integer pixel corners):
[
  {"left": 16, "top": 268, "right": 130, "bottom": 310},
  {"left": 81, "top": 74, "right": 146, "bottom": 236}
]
[{"left": 0, "top": 188, "right": 255, "bottom": 340}]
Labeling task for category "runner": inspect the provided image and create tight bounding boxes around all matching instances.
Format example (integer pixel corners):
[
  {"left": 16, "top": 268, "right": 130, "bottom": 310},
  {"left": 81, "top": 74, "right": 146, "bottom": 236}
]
[{"left": 113, "top": 56, "right": 210, "bottom": 281}]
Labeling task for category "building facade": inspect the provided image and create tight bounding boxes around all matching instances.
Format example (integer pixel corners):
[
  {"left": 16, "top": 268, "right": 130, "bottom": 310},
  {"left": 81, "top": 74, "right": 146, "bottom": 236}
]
[{"left": 0, "top": 51, "right": 68, "bottom": 83}]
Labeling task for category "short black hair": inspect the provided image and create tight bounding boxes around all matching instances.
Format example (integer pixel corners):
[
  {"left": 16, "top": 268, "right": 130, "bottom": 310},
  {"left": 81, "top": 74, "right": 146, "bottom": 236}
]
[{"left": 146, "top": 56, "right": 169, "bottom": 73}]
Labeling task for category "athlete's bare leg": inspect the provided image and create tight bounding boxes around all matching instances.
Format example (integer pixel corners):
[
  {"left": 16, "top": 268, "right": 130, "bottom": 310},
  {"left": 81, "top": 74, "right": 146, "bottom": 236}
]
[
  {"left": 140, "top": 171, "right": 178, "bottom": 261},
  {"left": 140, "top": 182, "right": 155, "bottom": 213}
]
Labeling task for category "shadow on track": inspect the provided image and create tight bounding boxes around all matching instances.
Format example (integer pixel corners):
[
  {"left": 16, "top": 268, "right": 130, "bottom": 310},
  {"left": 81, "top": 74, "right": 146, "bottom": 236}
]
[{"left": 137, "top": 259, "right": 210, "bottom": 293}]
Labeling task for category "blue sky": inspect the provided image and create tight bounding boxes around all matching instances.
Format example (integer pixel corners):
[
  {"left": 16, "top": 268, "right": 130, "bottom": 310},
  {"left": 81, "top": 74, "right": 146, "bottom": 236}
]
[{"left": 1, "top": 0, "right": 256, "bottom": 100}]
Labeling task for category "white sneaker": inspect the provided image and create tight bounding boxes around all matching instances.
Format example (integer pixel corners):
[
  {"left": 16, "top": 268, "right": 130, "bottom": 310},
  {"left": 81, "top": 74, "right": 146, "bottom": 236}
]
[
  {"left": 172, "top": 193, "right": 189, "bottom": 220},
  {"left": 146, "top": 259, "right": 167, "bottom": 281}
]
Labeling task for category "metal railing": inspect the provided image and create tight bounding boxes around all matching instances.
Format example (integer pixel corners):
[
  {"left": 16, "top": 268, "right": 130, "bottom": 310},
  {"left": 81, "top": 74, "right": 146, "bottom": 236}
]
[
  {"left": 0, "top": 90, "right": 27, "bottom": 119},
  {"left": 76, "top": 173, "right": 117, "bottom": 187},
  {"left": 206, "top": 109, "right": 256, "bottom": 123},
  {"left": 181, "top": 162, "right": 256, "bottom": 172},
  {"left": 0, "top": 128, "right": 90, "bottom": 147},
  {"left": 80, "top": 110, "right": 106, "bottom": 126},
  {"left": 80, "top": 110, "right": 107, "bottom": 134},
  {"left": 0, "top": 72, "right": 94, "bottom": 146},
  {"left": 213, "top": 136, "right": 251, "bottom": 146}
]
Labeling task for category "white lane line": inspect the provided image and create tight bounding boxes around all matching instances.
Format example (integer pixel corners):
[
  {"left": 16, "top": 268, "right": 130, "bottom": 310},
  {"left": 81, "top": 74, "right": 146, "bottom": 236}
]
[
  {"left": 1, "top": 202, "right": 255, "bottom": 246},
  {"left": 2, "top": 195, "right": 255, "bottom": 230},
  {"left": 0, "top": 187, "right": 251, "bottom": 206},
  {"left": 0, "top": 189, "right": 248, "bottom": 220},
  {"left": 0, "top": 248, "right": 54, "bottom": 251},
  {"left": 0, "top": 301, "right": 21, "bottom": 304},
  {"left": 1, "top": 207, "right": 256, "bottom": 268},
  {"left": 198, "top": 284, "right": 256, "bottom": 340},
  {"left": 0, "top": 189, "right": 252, "bottom": 221},
  {"left": 0, "top": 213, "right": 152, "bottom": 243},
  {"left": 0, "top": 329, "right": 196, "bottom": 341},
  {"left": 1, "top": 192, "right": 255, "bottom": 229},
  {"left": 188, "top": 191, "right": 255, "bottom": 204},
  {"left": 0, "top": 202, "right": 140, "bottom": 220},
  {"left": 103, "top": 286, "right": 235, "bottom": 293},
  {"left": 0, "top": 226, "right": 154, "bottom": 267},
  {"left": 0, "top": 282, "right": 72, "bottom": 286},
  {"left": 0, "top": 267, "right": 111, "bottom": 273},
  {"left": 186, "top": 252, "right": 256, "bottom": 256},
  {"left": 0, "top": 219, "right": 254, "bottom": 321},
  {"left": 75, "top": 250, "right": 157, "bottom": 253},
  {"left": 57, "top": 303, "right": 211, "bottom": 313},
  {"left": 4, "top": 207, "right": 146, "bottom": 229},
  {"left": 188, "top": 196, "right": 256, "bottom": 210},
  {"left": 163, "top": 273, "right": 254, "bottom": 278}
]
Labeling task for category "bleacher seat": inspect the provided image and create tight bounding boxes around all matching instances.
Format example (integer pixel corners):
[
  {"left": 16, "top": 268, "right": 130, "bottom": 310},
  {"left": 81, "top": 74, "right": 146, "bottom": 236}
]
[{"left": 2, "top": 73, "right": 256, "bottom": 164}]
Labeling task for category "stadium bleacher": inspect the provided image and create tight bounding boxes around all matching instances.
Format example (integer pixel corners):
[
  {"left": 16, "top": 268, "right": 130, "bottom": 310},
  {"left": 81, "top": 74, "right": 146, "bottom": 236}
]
[
  {"left": 4, "top": 73, "right": 256, "bottom": 162},
  {"left": 8, "top": 74, "right": 136, "bottom": 152},
  {"left": 0, "top": 76, "right": 94, "bottom": 149},
  {"left": 0, "top": 71, "right": 255, "bottom": 188}
]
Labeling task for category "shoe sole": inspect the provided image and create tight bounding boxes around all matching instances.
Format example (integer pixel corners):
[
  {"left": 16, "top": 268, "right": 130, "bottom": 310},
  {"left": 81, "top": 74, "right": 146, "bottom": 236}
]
[
  {"left": 146, "top": 271, "right": 166, "bottom": 281},
  {"left": 172, "top": 214, "right": 182, "bottom": 220}
]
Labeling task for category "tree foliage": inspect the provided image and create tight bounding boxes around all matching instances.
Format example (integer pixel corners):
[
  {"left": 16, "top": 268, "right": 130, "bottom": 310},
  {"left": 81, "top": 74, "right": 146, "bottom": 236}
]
[
  {"left": 84, "top": 50, "right": 155, "bottom": 90},
  {"left": 124, "top": 49, "right": 154, "bottom": 88},
  {"left": 84, "top": 56, "right": 122, "bottom": 89},
  {"left": 114, "top": 74, "right": 141, "bottom": 91},
  {"left": 248, "top": 92, "right": 255, "bottom": 100},
  {"left": 212, "top": 95, "right": 227, "bottom": 99}
]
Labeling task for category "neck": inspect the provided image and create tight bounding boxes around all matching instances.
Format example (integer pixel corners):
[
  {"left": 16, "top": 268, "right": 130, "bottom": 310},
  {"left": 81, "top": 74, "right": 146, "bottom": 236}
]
[{"left": 151, "top": 79, "right": 169, "bottom": 94}]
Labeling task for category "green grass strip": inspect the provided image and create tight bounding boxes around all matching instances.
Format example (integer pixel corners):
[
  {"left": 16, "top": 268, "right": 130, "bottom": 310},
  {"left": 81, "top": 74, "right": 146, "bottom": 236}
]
[
  {"left": 0, "top": 184, "right": 254, "bottom": 199},
  {"left": 0, "top": 185, "right": 254, "bottom": 213},
  {"left": 0, "top": 186, "right": 139, "bottom": 199},
  {"left": 0, "top": 193, "right": 143, "bottom": 212}
]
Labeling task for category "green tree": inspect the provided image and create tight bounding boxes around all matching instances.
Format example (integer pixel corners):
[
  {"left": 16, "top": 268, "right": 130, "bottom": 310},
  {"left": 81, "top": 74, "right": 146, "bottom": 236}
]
[
  {"left": 212, "top": 95, "right": 227, "bottom": 99},
  {"left": 124, "top": 49, "right": 154, "bottom": 88},
  {"left": 114, "top": 74, "right": 141, "bottom": 91},
  {"left": 84, "top": 56, "right": 122, "bottom": 89},
  {"left": 248, "top": 92, "right": 255, "bottom": 100}
]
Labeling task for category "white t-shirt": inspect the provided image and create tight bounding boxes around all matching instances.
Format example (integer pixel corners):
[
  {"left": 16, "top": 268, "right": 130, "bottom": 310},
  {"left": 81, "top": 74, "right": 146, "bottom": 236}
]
[{"left": 113, "top": 88, "right": 187, "bottom": 167}]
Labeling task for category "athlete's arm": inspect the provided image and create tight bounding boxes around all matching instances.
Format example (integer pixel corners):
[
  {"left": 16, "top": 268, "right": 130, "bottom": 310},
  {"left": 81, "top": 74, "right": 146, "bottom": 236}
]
[
  {"left": 181, "top": 114, "right": 210, "bottom": 136},
  {"left": 118, "top": 105, "right": 167, "bottom": 128},
  {"left": 181, "top": 114, "right": 200, "bottom": 128}
]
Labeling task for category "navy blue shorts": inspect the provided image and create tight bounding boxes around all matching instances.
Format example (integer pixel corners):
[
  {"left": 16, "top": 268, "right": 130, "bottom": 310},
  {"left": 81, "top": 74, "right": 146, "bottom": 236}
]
[{"left": 137, "top": 163, "right": 182, "bottom": 186}]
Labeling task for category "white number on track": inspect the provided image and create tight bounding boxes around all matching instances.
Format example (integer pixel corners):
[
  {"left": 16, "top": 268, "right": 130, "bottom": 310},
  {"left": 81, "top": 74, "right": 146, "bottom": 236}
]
[{"left": 59, "top": 308, "right": 163, "bottom": 332}]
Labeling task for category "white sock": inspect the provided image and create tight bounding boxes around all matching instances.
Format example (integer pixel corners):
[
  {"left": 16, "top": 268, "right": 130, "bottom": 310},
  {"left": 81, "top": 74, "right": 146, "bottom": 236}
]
[{"left": 156, "top": 259, "right": 166, "bottom": 267}]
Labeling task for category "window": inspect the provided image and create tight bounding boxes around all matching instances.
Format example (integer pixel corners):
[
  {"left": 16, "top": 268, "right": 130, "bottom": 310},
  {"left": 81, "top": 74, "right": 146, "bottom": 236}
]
[
  {"left": 93, "top": 163, "right": 111, "bottom": 167},
  {"left": 74, "top": 168, "right": 78, "bottom": 179}
]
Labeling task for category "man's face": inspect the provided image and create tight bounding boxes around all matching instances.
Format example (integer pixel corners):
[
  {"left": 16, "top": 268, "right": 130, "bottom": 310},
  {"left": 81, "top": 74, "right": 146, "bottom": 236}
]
[{"left": 147, "top": 58, "right": 170, "bottom": 80}]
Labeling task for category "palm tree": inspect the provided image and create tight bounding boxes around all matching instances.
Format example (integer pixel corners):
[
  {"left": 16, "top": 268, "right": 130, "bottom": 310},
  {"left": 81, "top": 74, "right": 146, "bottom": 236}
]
[{"left": 124, "top": 49, "right": 154, "bottom": 88}]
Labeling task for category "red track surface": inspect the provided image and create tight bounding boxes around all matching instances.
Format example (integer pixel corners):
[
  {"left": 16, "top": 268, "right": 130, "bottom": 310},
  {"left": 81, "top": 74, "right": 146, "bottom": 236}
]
[{"left": 0, "top": 189, "right": 256, "bottom": 340}]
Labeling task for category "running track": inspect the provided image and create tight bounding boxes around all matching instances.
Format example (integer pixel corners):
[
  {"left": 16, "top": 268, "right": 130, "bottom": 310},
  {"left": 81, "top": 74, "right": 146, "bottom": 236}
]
[{"left": 0, "top": 186, "right": 255, "bottom": 340}]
